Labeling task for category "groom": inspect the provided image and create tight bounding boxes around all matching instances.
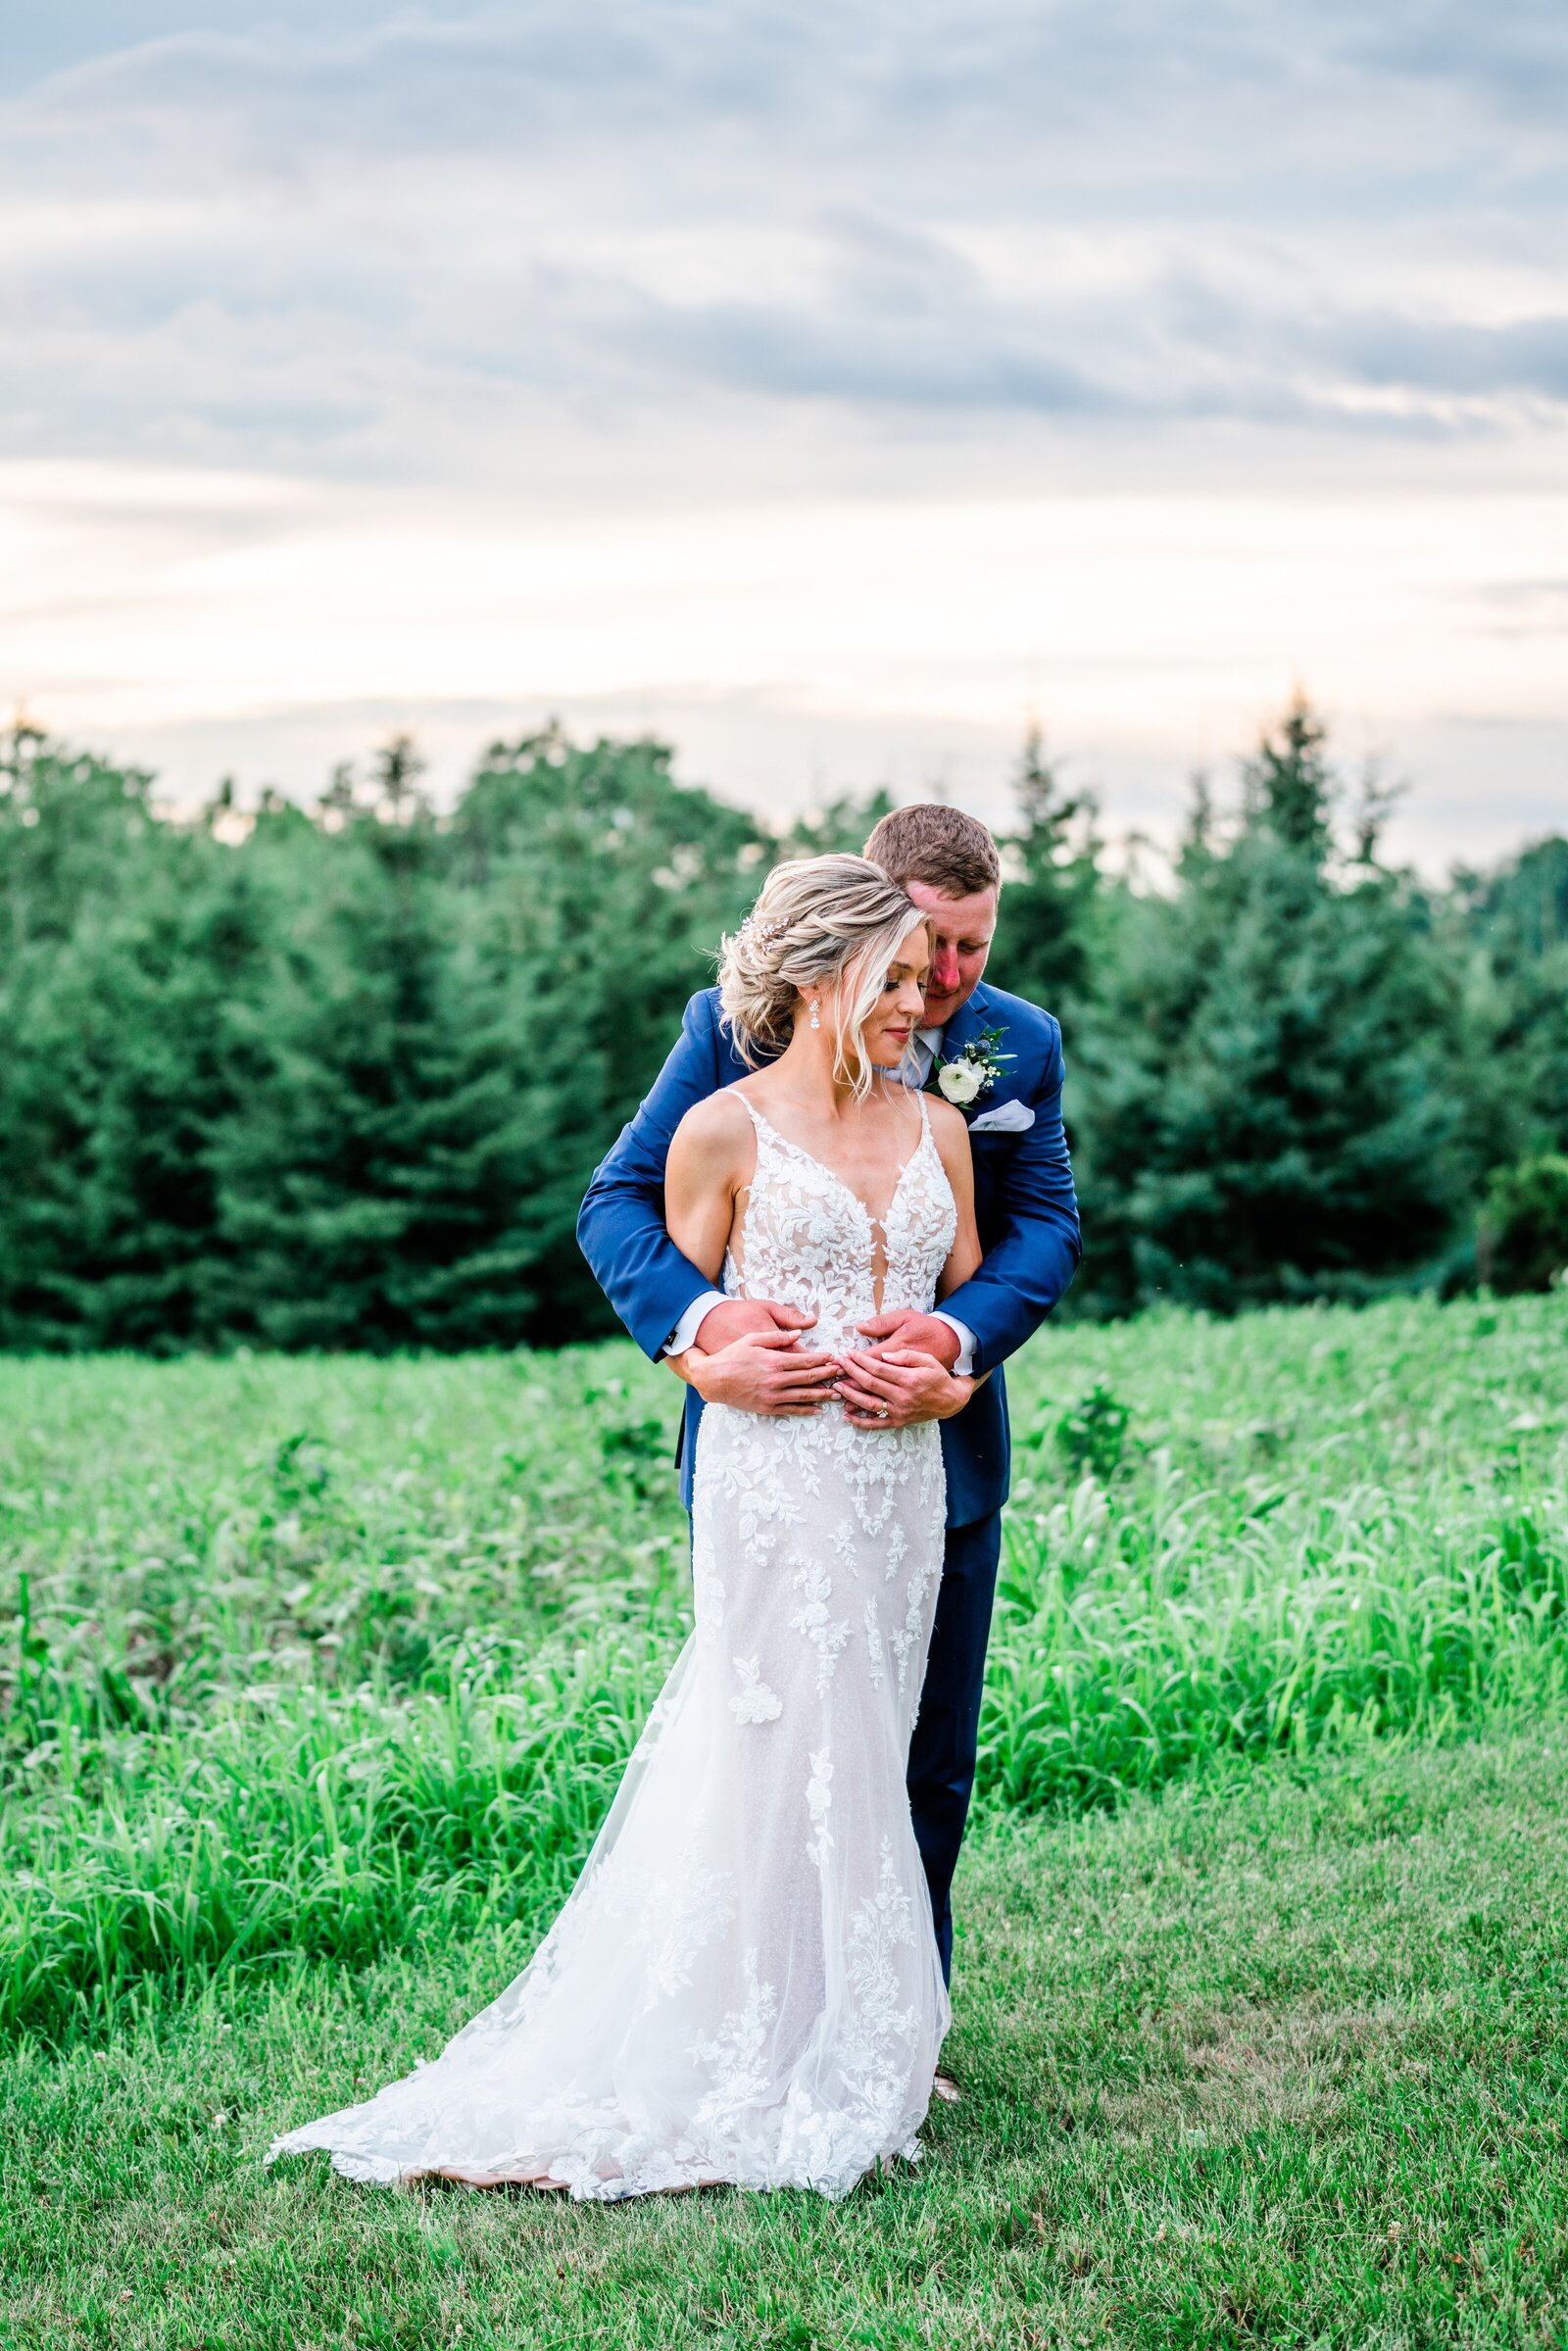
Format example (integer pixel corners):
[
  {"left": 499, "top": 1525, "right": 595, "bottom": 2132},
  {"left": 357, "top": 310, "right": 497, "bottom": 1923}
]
[{"left": 577, "top": 804, "right": 1080, "bottom": 1984}]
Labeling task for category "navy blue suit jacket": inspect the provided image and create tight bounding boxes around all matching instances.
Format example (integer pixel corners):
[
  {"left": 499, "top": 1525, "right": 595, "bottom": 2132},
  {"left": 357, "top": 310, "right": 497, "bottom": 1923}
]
[{"left": 576, "top": 980, "right": 1081, "bottom": 1527}]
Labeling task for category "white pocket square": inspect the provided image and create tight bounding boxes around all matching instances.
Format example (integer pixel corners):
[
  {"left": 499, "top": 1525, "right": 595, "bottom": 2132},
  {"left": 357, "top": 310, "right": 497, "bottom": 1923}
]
[{"left": 968, "top": 1101, "right": 1035, "bottom": 1134}]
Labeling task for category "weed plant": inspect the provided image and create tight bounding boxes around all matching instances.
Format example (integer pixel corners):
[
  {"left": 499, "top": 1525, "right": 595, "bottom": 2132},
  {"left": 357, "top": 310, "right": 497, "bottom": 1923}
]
[{"left": 2, "top": 1296, "right": 1564, "bottom": 2041}]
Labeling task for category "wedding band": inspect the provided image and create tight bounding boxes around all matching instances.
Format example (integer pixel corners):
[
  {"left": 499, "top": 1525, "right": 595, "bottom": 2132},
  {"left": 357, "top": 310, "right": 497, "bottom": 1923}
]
[{"left": 876, "top": 1405, "right": 890, "bottom": 1420}]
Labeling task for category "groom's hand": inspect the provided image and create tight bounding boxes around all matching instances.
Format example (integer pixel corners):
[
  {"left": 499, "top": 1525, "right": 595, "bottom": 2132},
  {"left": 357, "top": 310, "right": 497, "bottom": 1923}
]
[
  {"left": 681, "top": 1300, "right": 838, "bottom": 1416},
  {"left": 834, "top": 1348, "right": 974, "bottom": 1429},
  {"left": 695, "top": 1298, "right": 816, "bottom": 1353},
  {"left": 855, "top": 1308, "right": 962, "bottom": 1371}
]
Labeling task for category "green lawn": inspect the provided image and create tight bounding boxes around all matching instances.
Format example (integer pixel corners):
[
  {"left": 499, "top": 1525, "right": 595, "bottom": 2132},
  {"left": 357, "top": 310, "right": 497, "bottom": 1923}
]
[
  {"left": 6, "top": 1728, "right": 1568, "bottom": 2348},
  {"left": 3, "top": 1297, "right": 1568, "bottom": 2346}
]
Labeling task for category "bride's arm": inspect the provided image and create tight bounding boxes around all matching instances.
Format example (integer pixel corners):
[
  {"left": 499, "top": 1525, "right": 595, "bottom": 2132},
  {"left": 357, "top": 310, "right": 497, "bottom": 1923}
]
[
  {"left": 931, "top": 1102, "right": 983, "bottom": 1303},
  {"left": 663, "top": 1095, "right": 842, "bottom": 1415},
  {"left": 663, "top": 1093, "right": 749, "bottom": 1291}
]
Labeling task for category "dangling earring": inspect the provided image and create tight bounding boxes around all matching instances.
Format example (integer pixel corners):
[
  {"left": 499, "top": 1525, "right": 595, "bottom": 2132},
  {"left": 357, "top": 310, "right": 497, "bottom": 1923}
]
[{"left": 808, "top": 1001, "right": 821, "bottom": 1030}]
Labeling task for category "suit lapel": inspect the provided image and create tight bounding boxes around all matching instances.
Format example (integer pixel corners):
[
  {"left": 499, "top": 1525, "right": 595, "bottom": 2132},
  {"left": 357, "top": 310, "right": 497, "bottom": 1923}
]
[
  {"left": 939, "top": 985, "right": 990, "bottom": 1063},
  {"left": 927, "top": 986, "right": 991, "bottom": 1113}
]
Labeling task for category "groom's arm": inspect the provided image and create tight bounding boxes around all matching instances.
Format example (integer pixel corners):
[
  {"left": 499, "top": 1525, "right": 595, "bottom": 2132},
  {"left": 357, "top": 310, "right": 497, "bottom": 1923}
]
[
  {"left": 936, "top": 1014, "right": 1081, "bottom": 1377},
  {"left": 577, "top": 993, "right": 730, "bottom": 1361}
]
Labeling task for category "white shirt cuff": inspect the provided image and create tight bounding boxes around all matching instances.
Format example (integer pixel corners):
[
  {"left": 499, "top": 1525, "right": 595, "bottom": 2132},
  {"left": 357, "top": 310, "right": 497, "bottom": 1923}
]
[
  {"left": 664, "top": 1291, "right": 727, "bottom": 1358},
  {"left": 933, "top": 1312, "right": 976, "bottom": 1378}
]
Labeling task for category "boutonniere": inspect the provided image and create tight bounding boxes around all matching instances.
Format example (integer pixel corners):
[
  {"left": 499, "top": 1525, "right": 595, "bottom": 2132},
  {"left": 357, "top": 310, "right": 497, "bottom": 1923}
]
[{"left": 935, "top": 1025, "right": 1013, "bottom": 1107}]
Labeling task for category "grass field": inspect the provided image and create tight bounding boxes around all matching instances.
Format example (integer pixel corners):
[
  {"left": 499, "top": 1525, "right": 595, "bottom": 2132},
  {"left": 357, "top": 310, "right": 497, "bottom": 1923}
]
[{"left": 3, "top": 1295, "right": 1567, "bottom": 2346}]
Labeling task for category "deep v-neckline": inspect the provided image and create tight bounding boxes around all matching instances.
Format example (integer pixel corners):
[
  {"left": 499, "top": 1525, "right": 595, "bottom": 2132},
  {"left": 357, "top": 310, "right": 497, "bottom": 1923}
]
[{"left": 742, "top": 1096, "right": 930, "bottom": 1233}]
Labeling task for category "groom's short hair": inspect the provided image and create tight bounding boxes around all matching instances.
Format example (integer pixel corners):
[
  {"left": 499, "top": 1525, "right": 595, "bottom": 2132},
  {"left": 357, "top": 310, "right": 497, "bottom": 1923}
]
[{"left": 863, "top": 805, "right": 1002, "bottom": 900}]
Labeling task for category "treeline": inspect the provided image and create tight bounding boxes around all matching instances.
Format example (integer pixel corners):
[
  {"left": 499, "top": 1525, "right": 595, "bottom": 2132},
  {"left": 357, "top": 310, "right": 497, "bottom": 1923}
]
[{"left": 0, "top": 704, "right": 1564, "bottom": 1351}]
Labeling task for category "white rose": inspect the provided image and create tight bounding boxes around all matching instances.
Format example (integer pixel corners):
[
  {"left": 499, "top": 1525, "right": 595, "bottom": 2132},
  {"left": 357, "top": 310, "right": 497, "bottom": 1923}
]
[{"left": 937, "top": 1057, "right": 984, "bottom": 1105}]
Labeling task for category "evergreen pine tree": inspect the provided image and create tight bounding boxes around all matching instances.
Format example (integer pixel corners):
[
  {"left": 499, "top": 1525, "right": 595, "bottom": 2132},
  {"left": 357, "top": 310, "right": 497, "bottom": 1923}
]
[
  {"left": 211, "top": 780, "right": 550, "bottom": 1348},
  {"left": 448, "top": 727, "right": 772, "bottom": 1334},
  {"left": 1454, "top": 836, "right": 1568, "bottom": 1164},
  {"left": 991, "top": 726, "right": 1102, "bottom": 1033},
  {"left": 1076, "top": 700, "right": 1464, "bottom": 1312},
  {"left": 0, "top": 709, "right": 1533, "bottom": 1348},
  {"left": 0, "top": 742, "right": 255, "bottom": 1347}
]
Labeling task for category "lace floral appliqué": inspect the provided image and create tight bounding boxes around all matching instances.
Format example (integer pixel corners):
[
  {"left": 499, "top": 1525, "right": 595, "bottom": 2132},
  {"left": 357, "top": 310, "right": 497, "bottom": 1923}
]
[{"left": 728, "top": 1655, "right": 783, "bottom": 1723}]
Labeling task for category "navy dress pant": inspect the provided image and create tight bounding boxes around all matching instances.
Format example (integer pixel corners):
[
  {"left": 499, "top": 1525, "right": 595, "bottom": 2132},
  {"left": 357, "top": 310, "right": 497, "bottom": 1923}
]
[{"left": 906, "top": 1508, "right": 1004, "bottom": 1984}]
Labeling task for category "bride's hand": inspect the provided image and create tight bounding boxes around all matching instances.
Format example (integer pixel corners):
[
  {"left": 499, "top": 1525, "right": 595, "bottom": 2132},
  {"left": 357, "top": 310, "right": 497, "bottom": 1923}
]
[
  {"left": 680, "top": 1330, "right": 842, "bottom": 1417},
  {"left": 832, "top": 1348, "right": 975, "bottom": 1430},
  {"left": 853, "top": 1309, "right": 961, "bottom": 1370}
]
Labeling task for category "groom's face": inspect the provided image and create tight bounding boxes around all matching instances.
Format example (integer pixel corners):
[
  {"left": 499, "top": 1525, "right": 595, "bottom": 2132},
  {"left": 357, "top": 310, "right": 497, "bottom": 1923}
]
[{"left": 903, "top": 881, "right": 998, "bottom": 1029}]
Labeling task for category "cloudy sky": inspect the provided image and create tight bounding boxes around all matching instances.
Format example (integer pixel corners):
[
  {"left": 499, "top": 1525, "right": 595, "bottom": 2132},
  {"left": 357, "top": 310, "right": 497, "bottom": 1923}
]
[{"left": 3, "top": 2, "right": 1565, "bottom": 865}]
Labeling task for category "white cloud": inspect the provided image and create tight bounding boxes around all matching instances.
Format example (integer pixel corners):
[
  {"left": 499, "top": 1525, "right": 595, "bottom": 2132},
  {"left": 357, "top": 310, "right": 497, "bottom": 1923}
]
[{"left": 1, "top": 1, "right": 1565, "bottom": 860}]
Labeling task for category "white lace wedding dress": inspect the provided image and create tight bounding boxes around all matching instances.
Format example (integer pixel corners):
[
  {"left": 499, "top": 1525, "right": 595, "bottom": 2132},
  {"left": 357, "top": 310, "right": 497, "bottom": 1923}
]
[{"left": 269, "top": 1091, "right": 955, "bottom": 2200}]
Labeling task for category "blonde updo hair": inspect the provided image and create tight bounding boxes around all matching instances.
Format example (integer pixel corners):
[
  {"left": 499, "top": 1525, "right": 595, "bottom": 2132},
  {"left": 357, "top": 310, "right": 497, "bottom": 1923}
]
[{"left": 718, "top": 855, "right": 928, "bottom": 1100}]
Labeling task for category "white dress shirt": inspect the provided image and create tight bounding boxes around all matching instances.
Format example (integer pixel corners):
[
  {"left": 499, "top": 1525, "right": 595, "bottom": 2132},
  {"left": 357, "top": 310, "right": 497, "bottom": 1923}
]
[
  {"left": 905, "top": 1023, "right": 945, "bottom": 1088},
  {"left": 664, "top": 1022, "right": 978, "bottom": 1375}
]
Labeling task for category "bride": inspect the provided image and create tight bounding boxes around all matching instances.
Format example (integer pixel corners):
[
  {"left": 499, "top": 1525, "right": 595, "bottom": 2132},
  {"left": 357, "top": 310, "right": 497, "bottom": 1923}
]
[{"left": 268, "top": 855, "right": 981, "bottom": 2200}]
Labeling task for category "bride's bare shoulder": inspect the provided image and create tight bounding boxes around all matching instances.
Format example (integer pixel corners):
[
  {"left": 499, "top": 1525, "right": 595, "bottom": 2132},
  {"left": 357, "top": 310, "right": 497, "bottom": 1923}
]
[
  {"left": 668, "top": 1085, "right": 757, "bottom": 1175},
  {"left": 924, "top": 1096, "right": 971, "bottom": 1157}
]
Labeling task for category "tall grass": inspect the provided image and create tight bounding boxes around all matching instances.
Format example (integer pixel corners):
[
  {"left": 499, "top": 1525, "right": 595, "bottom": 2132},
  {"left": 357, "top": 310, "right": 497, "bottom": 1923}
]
[
  {"left": 2, "top": 1296, "right": 1564, "bottom": 2041},
  {"left": 981, "top": 1470, "right": 1566, "bottom": 1809},
  {"left": 4, "top": 1633, "right": 672, "bottom": 2042}
]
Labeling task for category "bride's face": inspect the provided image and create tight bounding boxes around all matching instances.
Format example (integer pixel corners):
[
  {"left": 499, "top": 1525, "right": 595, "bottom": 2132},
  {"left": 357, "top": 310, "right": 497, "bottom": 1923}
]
[{"left": 841, "top": 920, "right": 931, "bottom": 1070}]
